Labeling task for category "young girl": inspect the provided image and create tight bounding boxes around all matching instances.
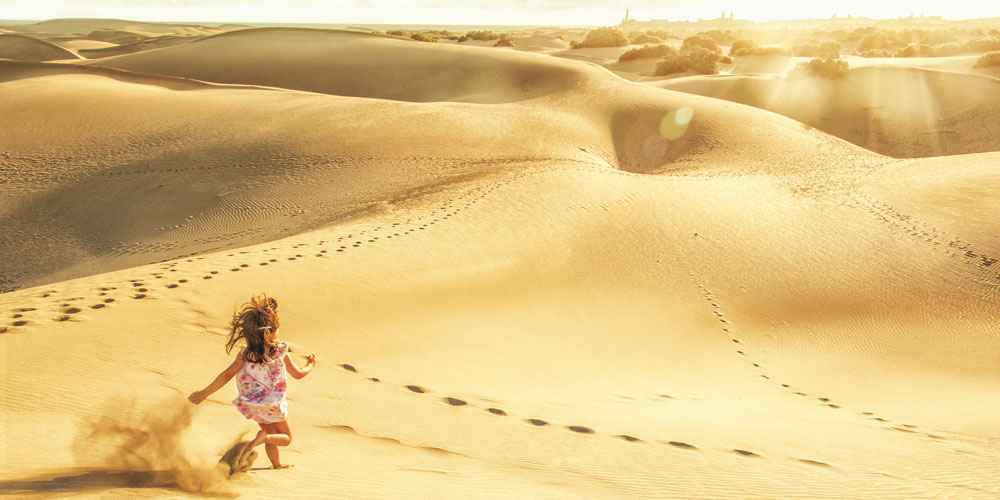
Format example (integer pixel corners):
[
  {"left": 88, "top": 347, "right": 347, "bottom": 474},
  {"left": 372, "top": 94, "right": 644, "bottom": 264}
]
[{"left": 188, "top": 294, "right": 317, "bottom": 469}]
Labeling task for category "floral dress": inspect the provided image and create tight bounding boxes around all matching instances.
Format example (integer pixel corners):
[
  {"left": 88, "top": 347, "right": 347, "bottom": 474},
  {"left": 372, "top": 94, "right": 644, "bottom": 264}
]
[{"left": 233, "top": 343, "right": 289, "bottom": 424}]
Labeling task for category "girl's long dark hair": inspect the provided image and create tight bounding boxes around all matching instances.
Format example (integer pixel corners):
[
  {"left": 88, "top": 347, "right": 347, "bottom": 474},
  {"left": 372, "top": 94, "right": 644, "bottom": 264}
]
[{"left": 226, "top": 294, "right": 280, "bottom": 363}]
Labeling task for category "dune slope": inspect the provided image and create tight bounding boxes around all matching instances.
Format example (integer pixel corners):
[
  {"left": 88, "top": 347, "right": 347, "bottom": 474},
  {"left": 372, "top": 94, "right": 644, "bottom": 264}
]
[
  {"left": 658, "top": 66, "right": 1000, "bottom": 157},
  {"left": 88, "top": 28, "right": 595, "bottom": 104},
  {"left": 0, "top": 33, "right": 81, "bottom": 61}
]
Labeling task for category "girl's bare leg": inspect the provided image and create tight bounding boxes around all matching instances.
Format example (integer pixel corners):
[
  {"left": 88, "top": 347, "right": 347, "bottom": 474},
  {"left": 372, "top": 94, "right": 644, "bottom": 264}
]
[
  {"left": 248, "top": 421, "right": 292, "bottom": 468},
  {"left": 259, "top": 423, "right": 282, "bottom": 468},
  {"left": 269, "top": 421, "right": 293, "bottom": 469}
]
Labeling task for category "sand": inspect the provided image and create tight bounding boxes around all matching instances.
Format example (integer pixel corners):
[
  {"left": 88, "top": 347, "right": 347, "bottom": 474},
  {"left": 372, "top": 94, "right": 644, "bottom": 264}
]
[
  {"left": 658, "top": 65, "right": 1000, "bottom": 157},
  {"left": 0, "top": 33, "right": 81, "bottom": 62},
  {"left": 1, "top": 23, "right": 999, "bottom": 499}
]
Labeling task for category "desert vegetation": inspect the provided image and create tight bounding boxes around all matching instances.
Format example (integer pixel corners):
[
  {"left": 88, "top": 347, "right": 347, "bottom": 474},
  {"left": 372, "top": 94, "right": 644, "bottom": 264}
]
[
  {"left": 655, "top": 46, "right": 722, "bottom": 76},
  {"left": 975, "top": 51, "right": 1000, "bottom": 67},
  {"left": 618, "top": 44, "right": 675, "bottom": 62},
  {"left": 792, "top": 57, "right": 850, "bottom": 79},
  {"left": 629, "top": 32, "right": 663, "bottom": 45},
  {"left": 571, "top": 27, "right": 629, "bottom": 48}
]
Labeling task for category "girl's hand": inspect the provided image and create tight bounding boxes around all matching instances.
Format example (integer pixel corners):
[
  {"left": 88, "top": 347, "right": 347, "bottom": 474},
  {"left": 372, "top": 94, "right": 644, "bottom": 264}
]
[
  {"left": 188, "top": 390, "right": 206, "bottom": 405},
  {"left": 306, "top": 353, "right": 317, "bottom": 366}
]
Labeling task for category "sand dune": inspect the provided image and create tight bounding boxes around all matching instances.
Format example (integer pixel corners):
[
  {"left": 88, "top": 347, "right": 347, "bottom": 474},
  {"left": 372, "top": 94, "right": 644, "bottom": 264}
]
[
  {"left": 2, "top": 22, "right": 1000, "bottom": 499},
  {"left": 52, "top": 39, "right": 118, "bottom": 52},
  {"left": 0, "top": 33, "right": 81, "bottom": 61},
  {"left": 12, "top": 18, "right": 224, "bottom": 37},
  {"left": 659, "top": 65, "right": 1000, "bottom": 157},
  {"left": 87, "top": 28, "right": 596, "bottom": 103},
  {"left": 78, "top": 35, "right": 202, "bottom": 59},
  {"left": 0, "top": 54, "right": 878, "bottom": 292}
]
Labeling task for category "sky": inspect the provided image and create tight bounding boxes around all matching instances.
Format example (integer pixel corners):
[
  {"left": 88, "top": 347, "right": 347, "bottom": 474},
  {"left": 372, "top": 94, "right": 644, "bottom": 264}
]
[{"left": 2, "top": 0, "right": 999, "bottom": 26}]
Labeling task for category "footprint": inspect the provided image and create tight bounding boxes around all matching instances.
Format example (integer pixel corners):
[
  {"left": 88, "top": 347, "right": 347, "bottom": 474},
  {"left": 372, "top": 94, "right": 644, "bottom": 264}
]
[
  {"left": 133, "top": 294, "right": 147, "bottom": 299},
  {"left": 104, "top": 298, "right": 115, "bottom": 303},
  {"left": 798, "top": 459, "right": 832, "bottom": 468},
  {"left": 339, "top": 364, "right": 357, "bottom": 373},
  {"left": 733, "top": 449, "right": 760, "bottom": 457},
  {"left": 11, "top": 320, "right": 28, "bottom": 327},
  {"left": 667, "top": 441, "right": 697, "bottom": 450},
  {"left": 526, "top": 418, "right": 549, "bottom": 426},
  {"left": 367, "top": 377, "right": 380, "bottom": 383},
  {"left": 487, "top": 408, "right": 507, "bottom": 416},
  {"left": 443, "top": 397, "right": 467, "bottom": 406},
  {"left": 91, "top": 304, "right": 106, "bottom": 309},
  {"left": 617, "top": 434, "right": 642, "bottom": 442},
  {"left": 166, "top": 284, "right": 178, "bottom": 289},
  {"left": 54, "top": 315, "right": 72, "bottom": 322},
  {"left": 405, "top": 385, "right": 427, "bottom": 394},
  {"left": 567, "top": 425, "right": 594, "bottom": 434}
]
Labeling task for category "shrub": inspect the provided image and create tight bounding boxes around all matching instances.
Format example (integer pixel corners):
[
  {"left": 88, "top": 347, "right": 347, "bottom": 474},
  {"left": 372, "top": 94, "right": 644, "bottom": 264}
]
[
  {"left": 387, "top": 30, "right": 405, "bottom": 36},
  {"left": 975, "top": 51, "right": 1000, "bottom": 67},
  {"left": 858, "top": 32, "right": 901, "bottom": 52},
  {"left": 792, "top": 57, "right": 849, "bottom": 79},
  {"left": 410, "top": 33, "right": 436, "bottom": 43},
  {"left": 655, "top": 54, "right": 689, "bottom": 76},
  {"left": 630, "top": 32, "right": 663, "bottom": 45},
  {"left": 699, "top": 30, "right": 736, "bottom": 44},
  {"left": 820, "top": 41, "right": 842, "bottom": 59},
  {"left": 857, "top": 49, "right": 893, "bottom": 58},
  {"left": 745, "top": 46, "right": 791, "bottom": 56},
  {"left": 730, "top": 39, "right": 756, "bottom": 56},
  {"left": 797, "top": 41, "right": 841, "bottom": 58},
  {"left": 964, "top": 38, "right": 1000, "bottom": 53},
  {"left": 494, "top": 37, "right": 514, "bottom": 47},
  {"left": 575, "top": 27, "right": 629, "bottom": 48},
  {"left": 685, "top": 47, "right": 721, "bottom": 74},
  {"left": 681, "top": 35, "right": 720, "bottom": 54},
  {"left": 655, "top": 46, "right": 721, "bottom": 76},
  {"left": 895, "top": 44, "right": 934, "bottom": 57},
  {"left": 618, "top": 44, "right": 676, "bottom": 62},
  {"left": 464, "top": 30, "right": 501, "bottom": 41},
  {"left": 933, "top": 42, "right": 964, "bottom": 56}
]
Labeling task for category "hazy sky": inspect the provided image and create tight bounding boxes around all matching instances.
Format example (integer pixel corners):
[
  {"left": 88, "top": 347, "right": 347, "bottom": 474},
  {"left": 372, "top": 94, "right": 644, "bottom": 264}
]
[{"left": 3, "top": 0, "right": 999, "bottom": 25}]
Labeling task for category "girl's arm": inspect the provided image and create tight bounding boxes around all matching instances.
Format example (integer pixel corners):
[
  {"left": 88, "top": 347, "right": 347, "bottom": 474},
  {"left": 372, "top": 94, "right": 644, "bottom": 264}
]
[
  {"left": 188, "top": 352, "right": 244, "bottom": 404},
  {"left": 284, "top": 352, "right": 317, "bottom": 379}
]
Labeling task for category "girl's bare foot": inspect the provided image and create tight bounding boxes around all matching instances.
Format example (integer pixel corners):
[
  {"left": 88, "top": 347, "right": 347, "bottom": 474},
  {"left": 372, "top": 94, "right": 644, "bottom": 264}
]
[{"left": 273, "top": 464, "right": 294, "bottom": 470}]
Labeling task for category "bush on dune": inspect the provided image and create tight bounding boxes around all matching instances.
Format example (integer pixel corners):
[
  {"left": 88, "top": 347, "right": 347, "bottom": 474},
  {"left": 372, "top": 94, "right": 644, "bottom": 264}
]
[
  {"left": 730, "top": 39, "right": 756, "bottom": 56},
  {"left": 975, "top": 51, "right": 1000, "bottom": 67},
  {"left": 410, "top": 33, "right": 436, "bottom": 43},
  {"left": 630, "top": 32, "right": 663, "bottom": 45},
  {"left": 494, "top": 37, "right": 514, "bottom": 47},
  {"left": 461, "top": 30, "right": 501, "bottom": 42},
  {"left": 618, "top": 44, "right": 676, "bottom": 62},
  {"left": 895, "top": 43, "right": 935, "bottom": 57},
  {"left": 572, "top": 27, "right": 629, "bottom": 48},
  {"left": 655, "top": 46, "right": 721, "bottom": 76},
  {"left": 793, "top": 41, "right": 840, "bottom": 59},
  {"left": 792, "top": 57, "right": 849, "bottom": 79},
  {"left": 857, "top": 48, "right": 894, "bottom": 58},
  {"left": 681, "top": 35, "right": 721, "bottom": 55},
  {"left": 964, "top": 38, "right": 1000, "bottom": 53}
]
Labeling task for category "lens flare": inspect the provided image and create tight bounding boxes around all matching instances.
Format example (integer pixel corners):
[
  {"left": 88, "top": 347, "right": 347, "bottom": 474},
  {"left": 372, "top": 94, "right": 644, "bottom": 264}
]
[{"left": 660, "top": 107, "right": 695, "bottom": 140}]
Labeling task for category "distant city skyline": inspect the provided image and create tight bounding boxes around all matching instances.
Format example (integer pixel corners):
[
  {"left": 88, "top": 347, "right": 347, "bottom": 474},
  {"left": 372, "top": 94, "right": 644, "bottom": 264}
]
[{"left": 2, "top": 1, "right": 999, "bottom": 26}]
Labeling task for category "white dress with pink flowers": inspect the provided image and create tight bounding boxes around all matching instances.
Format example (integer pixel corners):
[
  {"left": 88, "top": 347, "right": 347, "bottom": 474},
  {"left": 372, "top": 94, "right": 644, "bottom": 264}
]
[{"left": 233, "top": 343, "right": 289, "bottom": 424}]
